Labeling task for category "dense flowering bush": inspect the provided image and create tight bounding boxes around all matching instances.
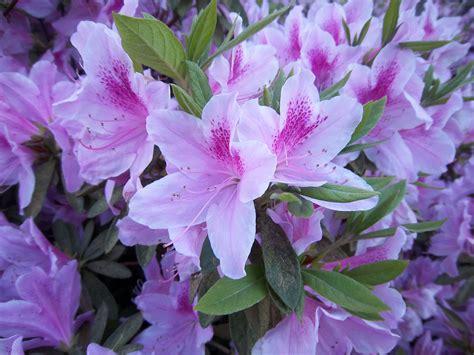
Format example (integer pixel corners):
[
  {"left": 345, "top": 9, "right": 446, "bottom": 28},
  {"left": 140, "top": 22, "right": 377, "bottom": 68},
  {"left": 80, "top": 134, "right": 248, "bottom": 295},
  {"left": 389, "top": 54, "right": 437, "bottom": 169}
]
[{"left": 0, "top": 0, "right": 473, "bottom": 354}]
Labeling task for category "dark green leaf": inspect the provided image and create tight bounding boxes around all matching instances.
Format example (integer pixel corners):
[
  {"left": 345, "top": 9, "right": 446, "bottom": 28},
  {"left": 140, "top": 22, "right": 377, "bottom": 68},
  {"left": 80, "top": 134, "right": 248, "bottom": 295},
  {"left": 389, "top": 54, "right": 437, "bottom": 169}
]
[
  {"left": 197, "top": 270, "right": 220, "bottom": 327},
  {"left": 339, "top": 140, "right": 386, "bottom": 154},
  {"left": 431, "top": 62, "right": 473, "bottom": 102},
  {"left": 103, "top": 313, "right": 144, "bottom": 351},
  {"left": 302, "top": 268, "right": 389, "bottom": 318},
  {"left": 343, "top": 260, "right": 408, "bottom": 285},
  {"left": 260, "top": 214, "right": 303, "bottom": 310},
  {"left": 136, "top": 245, "right": 155, "bottom": 268},
  {"left": 363, "top": 176, "right": 394, "bottom": 191},
  {"left": 342, "top": 19, "right": 351, "bottom": 45},
  {"left": 400, "top": 40, "right": 450, "bottom": 51},
  {"left": 349, "top": 97, "right": 387, "bottom": 143},
  {"left": 382, "top": 0, "right": 401, "bottom": 46},
  {"left": 86, "top": 260, "right": 132, "bottom": 279},
  {"left": 402, "top": 219, "right": 446, "bottom": 233},
  {"left": 320, "top": 71, "right": 352, "bottom": 100},
  {"left": 79, "top": 221, "right": 95, "bottom": 255},
  {"left": 90, "top": 303, "right": 108, "bottom": 344},
  {"left": 185, "top": 61, "right": 212, "bottom": 107},
  {"left": 201, "top": 2, "right": 292, "bottom": 69},
  {"left": 187, "top": 0, "right": 217, "bottom": 62},
  {"left": 439, "top": 306, "right": 470, "bottom": 333},
  {"left": 104, "top": 223, "right": 119, "bottom": 254},
  {"left": 348, "top": 181, "right": 406, "bottom": 234},
  {"left": 87, "top": 187, "right": 122, "bottom": 218},
  {"left": 171, "top": 84, "right": 202, "bottom": 117},
  {"left": 299, "top": 183, "right": 379, "bottom": 203},
  {"left": 195, "top": 265, "right": 268, "bottom": 315},
  {"left": 52, "top": 220, "right": 78, "bottom": 256},
  {"left": 199, "top": 237, "right": 220, "bottom": 274},
  {"left": 82, "top": 271, "right": 118, "bottom": 319},
  {"left": 24, "top": 159, "right": 56, "bottom": 218},
  {"left": 113, "top": 14, "right": 186, "bottom": 82}
]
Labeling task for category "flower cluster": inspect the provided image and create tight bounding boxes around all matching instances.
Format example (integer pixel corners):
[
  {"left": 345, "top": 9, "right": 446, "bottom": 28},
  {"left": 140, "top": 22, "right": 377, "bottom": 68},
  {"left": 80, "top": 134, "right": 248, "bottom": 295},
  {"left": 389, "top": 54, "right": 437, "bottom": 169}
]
[{"left": 0, "top": 0, "right": 472, "bottom": 354}]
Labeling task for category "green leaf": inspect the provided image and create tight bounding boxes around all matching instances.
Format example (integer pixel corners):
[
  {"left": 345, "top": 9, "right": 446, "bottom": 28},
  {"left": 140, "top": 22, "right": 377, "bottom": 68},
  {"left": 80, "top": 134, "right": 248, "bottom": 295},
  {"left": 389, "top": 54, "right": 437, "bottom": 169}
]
[
  {"left": 342, "top": 19, "right": 351, "bottom": 45},
  {"left": 302, "top": 268, "right": 389, "bottom": 318},
  {"left": 271, "top": 70, "right": 287, "bottom": 111},
  {"left": 195, "top": 265, "right": 268, "bottom": 315},
  {"left": 343, "top": 260, "right": 408, "bottom": 285},
  {"left": 260, "top": 214, "right": 303, "bottom": 310},
  {"left": 90, "top": 303, "right": 108, "bottom": 344},
  {"left": 262, "top": 86, "right": 272, "bottom": 106},
  {"left": 104, "top": 223, "right": 119, "bottom": 254},
  {"left": 270, "top": 192, "right": 301, "bottom": 204},
  {"left": 382, "top": 0, "right": 401, "bottom": 46},
  {"left": 187, "top": 0, "right": 217, "bottom": 62},
  {"left": 299, "top": 183, "right": 379, "bottom": 203},
  {"left": 24, "top": 159, "right": 56, "bottom": 218},
  {"left": 185, "top": 60, "right": 212, "bottom": 107},
  {"left": 86, "top": 260, "right": 132, "bottom": 279},
  {"left": 103, "top": 313, "right": 144, "bottom": 351},
  {"left": 197, "top": 270, "right": 220, "bottom": 327},
  {"left": 136, "top": 244, "right": 155, "bottom": 268},
  {"left": 356, "top": 227, "right": 397, "bottom": 240},
  {"left": 348, "top": 180, "right": 406, "bottom": 234},
  {"left": 363, "top": 176, "right": 394, "bottom": 191},
  {"left": 199, "top": 237, "right": 220, "bottom": 274},
  {"left": 52, "top": 220, "right": 79, "bottom": 256},
  {"left": 87, "top": 187, "right": 122, "bottom": 218},
  {"left": 349, "top": 97, "right": 387, "bottom": 143},
  {"left": 171, "top": 84, "right": 203, "bottom": 117},
  {"left": 431, "top": 62, "right": 473, "bottom": 102},
  {"left": 288, "top": 198, "right": 314, "bottom": 218},
  {"left": 113, "top": 14, "right": 186, "bottom": 82},
  {"left": 439, "top": 306, "right": 470, "bottom": 333},
  {"left": 400, "top": 40, "right": 450, "bottom": 51},
  {"left": 319, "top": 71, "right": 352, "bottom": 100},
  {"left": 339, "top": 140, "right": 386, "bottom": 154},
  {"left": 201, "top": 2, "right": 292, "bottom": 69},
  {"left": 402, "top": 219, "right": 446, "bottom": 233},
  {"left": 435, "top": 267, "right": 474, "bottom": 285},
  {"left": 412, "top": 181, "right": 445, "bottom": 190},
  {"left": 82, "top": 271, "right": 118, "bottom": 319},
  {"left": 354, "top": 18, "right": 371, "bottom": 45}
]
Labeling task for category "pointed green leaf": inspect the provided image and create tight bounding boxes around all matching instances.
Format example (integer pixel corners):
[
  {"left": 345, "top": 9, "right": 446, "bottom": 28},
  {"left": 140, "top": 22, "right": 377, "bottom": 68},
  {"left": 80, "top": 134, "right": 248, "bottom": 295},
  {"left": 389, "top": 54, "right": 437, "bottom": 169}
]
[
  {"left": 171, "top": 84, "right": 203, "bottom": 117},
  {"left": 349, "top": 97, "right": 387, "bottom": 143},
  {"left": 136, "top": 244, "right": 156, "bottom": 268},
  {"left": 343, "top": 260, "right": 408, "bottom": 285},
  {"left": 113, "top": 14, "right": 185, "bottom": 82},
  {"left": 400, "top": 40, "right": 450, "bottom": 51},
  {"left": 24, "top": 159, "right": 56, "bottom": 218},
  {"left": 86, "top": 260, "right": 132, "bottom": 279},
  {"left": 195, "top": 265, "right": 268, "bottom": 315},
  {"left": 402, "top": 219, "right": 446, "bottom": 233},
  {"left": 270, "top": 192, "right": 301, "bottom": 204},
  {"left": 299, "top": 183, "right": 379, "bottom": 203},
  {"left": 382, "top": 0, "right": 401, "bottom": 46},
  {"left": 356, "top": 227, "right": 397, "bottom": 240},
  {"left": 103, "top": 313, "right": 143, "bottom": 350},
  {"left": 363, "top": 176, "right": 394, "bottom": 191},
  {"left": 260, "top": 215, "right": 303, "bottom": 310},
  {"left": 319, "top": 71, "right": 352, "bottom": 100},
  {"left": 339, "top": 140, "right": 385, "bottom": 154},
  {"left": 302, "top": 268, "right": 389, "bottom": 318},
  {"left": 348, "top": 180, "right": 406, "bottom": 234},
  {"left": 185, "top": 60, "right": 212, "bottom": 107},
  {"left": 187, "top": 0, "right": 217, "bottom": 62},
  {"left": 90, "top": 303, "right": 109, "bottom": 344}
]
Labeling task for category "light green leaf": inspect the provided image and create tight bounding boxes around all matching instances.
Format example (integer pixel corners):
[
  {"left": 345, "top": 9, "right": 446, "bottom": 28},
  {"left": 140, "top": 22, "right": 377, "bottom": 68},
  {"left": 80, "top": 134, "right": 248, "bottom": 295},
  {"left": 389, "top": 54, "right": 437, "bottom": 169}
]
[
  {"left": 363, "top": 176, "right": 394, "bottom": 191},
  {"left": 288, "top": 198, "right": 314, "bottom": 218},
  {"left": 320, "top": 71, "right": 352, "bottom": 100},
  {"left": 302, "top": 268, "right": 389, "bottom": 318},
  {"left": 402, "top": 219, "right": 446, "bottom": 233},
  {"left": 350, "top": 97, "right": 387, "bottom": 143},
  {"left": 343, "top": 260, "right": 408, "bottom": 285},
  {"left": 270, "top": 192, "right": 301, "bottom": 204},
  {"left": 400, "top": 40, "right": 450, "bottom": 51},
  {"left": 201, "top": 2, "right": 293, "bottom": 69},
  {"left": 195, "top": 265, "right": 268, "bottom": 315},
  {"left": 187, "top": 0, "right": 217, "bottom": 62},
  {"left": 185, "top": 60, "right": 212, "bottom": 107},
  {"left": 382, "top": 0, "right": 401, "bottom": 46},
  {"left": 348, "top": 180, "right": 406, "bottom": 234},
  {"left": 171, "top": 84, "right": 203, "bottom": 117},
  {"left": 299, "top": 183, "right": 379, "bottom": 203},
  {"left": 113, "top": 14, "right": 186, "bottom": 82}
]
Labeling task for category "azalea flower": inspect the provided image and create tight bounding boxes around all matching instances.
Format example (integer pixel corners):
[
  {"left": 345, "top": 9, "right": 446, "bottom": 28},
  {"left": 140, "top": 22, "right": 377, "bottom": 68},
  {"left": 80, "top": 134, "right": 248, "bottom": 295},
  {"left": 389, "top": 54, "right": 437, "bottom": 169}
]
[
  {"left": 129, "top": 93, "right": 276, "bottom": 278},
  {"left": 239, "top": 69, "right": 377, "bottom": 211}
]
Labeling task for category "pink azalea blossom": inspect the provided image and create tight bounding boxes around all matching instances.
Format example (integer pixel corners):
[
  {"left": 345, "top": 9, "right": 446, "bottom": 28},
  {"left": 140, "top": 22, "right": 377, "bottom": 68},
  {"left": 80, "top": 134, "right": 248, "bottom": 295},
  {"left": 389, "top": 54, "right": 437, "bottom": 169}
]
[
  {"left": 129, "top": 93, "right": 276, "bottom": 278},
  {"left": 239, "top": 69, "right": 377, "bottom": 211}
]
